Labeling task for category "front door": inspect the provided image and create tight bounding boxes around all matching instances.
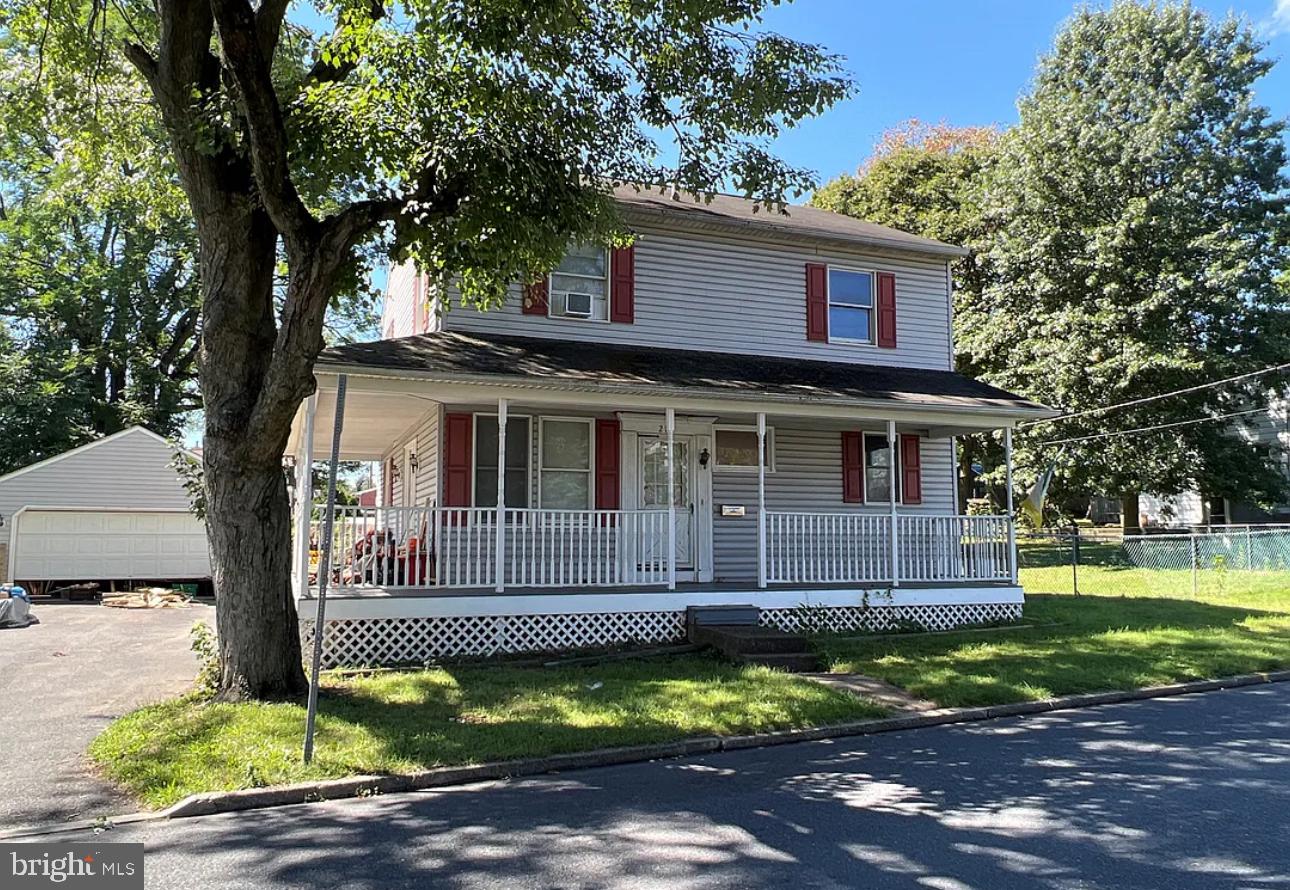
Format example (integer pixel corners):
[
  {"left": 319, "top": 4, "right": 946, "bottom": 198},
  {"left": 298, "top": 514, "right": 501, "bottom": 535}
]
[{"left": 639, "top": 435, "right": 695, "bottom": 570}]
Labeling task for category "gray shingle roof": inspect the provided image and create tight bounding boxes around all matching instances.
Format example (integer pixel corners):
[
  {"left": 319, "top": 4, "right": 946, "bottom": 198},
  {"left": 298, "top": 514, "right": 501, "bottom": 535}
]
[
  {"left": 318, "top": 331, "right": 1048, "bottom": 416},
  {"left": 612, "top": 186, "right": 969, "bottom": 258}
]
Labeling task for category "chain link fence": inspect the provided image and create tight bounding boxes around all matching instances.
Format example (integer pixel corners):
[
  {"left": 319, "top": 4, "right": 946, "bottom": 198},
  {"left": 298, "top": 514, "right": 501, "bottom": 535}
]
[{"left": 1018, "top": 527, "right": 1290, "bottom": 597}]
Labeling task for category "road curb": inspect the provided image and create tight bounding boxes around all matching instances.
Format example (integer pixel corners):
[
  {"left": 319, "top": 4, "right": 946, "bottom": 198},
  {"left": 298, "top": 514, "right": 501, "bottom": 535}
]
[{"left": 6, "top": 668, "right": 1290, "bottom": 838}]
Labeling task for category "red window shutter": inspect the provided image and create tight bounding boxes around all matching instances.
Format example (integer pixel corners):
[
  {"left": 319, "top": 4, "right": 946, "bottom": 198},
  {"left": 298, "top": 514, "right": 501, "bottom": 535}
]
[
  {"left": 841, "top": 431, "right": 863, "bottom": 503},
  {"left": 876, "top": 271, "right": 897, "bottom": 348},
  {"left": 442, "top": 413, "right": 473, "bottom": 508},
  {"left": 610, "top": 246, "right": 635, "bottom": 323},
  {"left": 386, "top": 456, "right": 395, "bottom": 504},
  {"left": 522, "top": 277, "right": 549, "bottom": 315},
  {"left": 594, "top": 419, "right": 620, "bottom": 510},
  {"left": 806, "top": 263, "right": 828, "bottom": 342},
  {"left": 901, "top": 434, "right": 922, "bottom": 505}
]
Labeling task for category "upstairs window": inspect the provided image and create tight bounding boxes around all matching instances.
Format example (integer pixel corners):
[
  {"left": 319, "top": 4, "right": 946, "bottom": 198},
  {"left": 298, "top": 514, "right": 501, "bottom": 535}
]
[
  {"left": 549, "top": 245, "right": 609, "bottom": 322},
  {"left": 828, "top": 269, "right": 874, "bottom": 344}
]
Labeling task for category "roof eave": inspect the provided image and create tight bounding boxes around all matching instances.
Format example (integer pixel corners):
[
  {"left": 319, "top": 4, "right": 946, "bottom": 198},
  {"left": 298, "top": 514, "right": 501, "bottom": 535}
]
[
  {"left": 618, "top": 202, "right": 971, "bottom": 259},
  {"left": 312, "top": 361, "right": 1053, "bottom": 421}
]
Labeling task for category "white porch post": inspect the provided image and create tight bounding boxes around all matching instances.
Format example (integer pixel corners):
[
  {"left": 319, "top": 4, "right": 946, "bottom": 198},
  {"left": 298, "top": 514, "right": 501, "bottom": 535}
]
[
  {"left": 495, "top": 398, "right": 508, "bottom": 593},
  {"left": 756, "top": 412, "right": 767, "bottom": 589},
  {"left": 887, "top": 419, "right": 900, "bottom": 588},
  {"left": 294, "top": 394, "right": 317, "bottom": 598},
  {"left": 666, "top": 407, "right": 676, "bottom": 591},
  {"left": 1005, "top": 425, "right": 1017, "bottom": 584}
]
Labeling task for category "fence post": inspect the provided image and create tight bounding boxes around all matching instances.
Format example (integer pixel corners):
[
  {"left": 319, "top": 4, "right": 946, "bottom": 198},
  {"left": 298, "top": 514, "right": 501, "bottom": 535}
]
[
  {"left": 1071, "top": 527, "right": 1079, "bottom": 597},
  {"left": 1190, "top": 533, "right": 1199, "bottom": 597}
]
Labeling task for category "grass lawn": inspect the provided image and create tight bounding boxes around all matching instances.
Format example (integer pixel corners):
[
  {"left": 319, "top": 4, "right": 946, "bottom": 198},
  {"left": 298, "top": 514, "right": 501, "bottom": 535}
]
[
  {"left": 90, "top": 654, "right": 884, "bottom": 809},
  {"left": 816, "top": 588, "right": 1290, "bottom": 708}
]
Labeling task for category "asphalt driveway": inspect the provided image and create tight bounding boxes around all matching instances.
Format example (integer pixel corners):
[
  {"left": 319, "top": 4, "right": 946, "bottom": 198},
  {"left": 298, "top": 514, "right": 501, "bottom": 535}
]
[
  {"left": 35, "top": 681, "right": 1290, "bottom": 889},
  {"left": 0, "top": 601, "right": 209, "bottom": 828}
]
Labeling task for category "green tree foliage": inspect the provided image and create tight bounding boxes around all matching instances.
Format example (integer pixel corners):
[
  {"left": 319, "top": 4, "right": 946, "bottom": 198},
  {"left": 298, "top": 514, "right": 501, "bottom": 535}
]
[
  {"left": 978, "top": 1, "right": 1290, "bottom": 515},
  {"left": 0, "top": 23, "right": 201, "bottom": 472},
  {"left": 4, "top": 0, "right": 851, "bottom": 697},
  {"left": 816, "top": 3, "right": 1290, "bottom": 519}
]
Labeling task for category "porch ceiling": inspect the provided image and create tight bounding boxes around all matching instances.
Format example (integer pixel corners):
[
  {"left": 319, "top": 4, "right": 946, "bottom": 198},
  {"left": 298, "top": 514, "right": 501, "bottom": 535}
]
[{"left": 288, "top": 387, "right": 437, "bottom": 460}]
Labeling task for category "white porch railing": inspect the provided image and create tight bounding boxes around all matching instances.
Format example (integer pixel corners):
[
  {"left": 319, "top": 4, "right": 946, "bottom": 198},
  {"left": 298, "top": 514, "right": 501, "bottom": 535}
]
[
  {"left": 765, "top": 512, "right": 1012, "bottom": 585},
  {"left": 313, "top": 505, "right": 672, "bottom": 591},
  {"left": 765, "top": 512, "right": 893, "bottom": 584},
  {"left": 312, "top": 505, "right": 1012, "bottom": 592}
]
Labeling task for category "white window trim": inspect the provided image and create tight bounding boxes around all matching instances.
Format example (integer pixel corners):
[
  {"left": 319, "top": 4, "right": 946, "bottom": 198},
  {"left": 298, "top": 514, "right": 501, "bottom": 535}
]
[
  {"left": 712, "top": 425, "right": 776, "bottom": 474},
  {"left": 861, "top": 431, "right": 898, "bottom": 505},
  {"left": 537, "top": 416, "right": 597, "bottom": 510},
  {"left": 471, "top": 413, "right": 533, "bottom": 509},
  {"left": 547, "top": 248, "right": 611, "bottom": 324},
  {"left": 827, "top": 264, "right": 878, "bottom": 347}
]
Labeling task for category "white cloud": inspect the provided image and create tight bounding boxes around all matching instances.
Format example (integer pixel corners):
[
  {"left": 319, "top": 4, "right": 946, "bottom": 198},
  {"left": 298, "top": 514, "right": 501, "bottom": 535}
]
[{"left": 1266, "top": 0, "right": 1290, "bottom": 36}]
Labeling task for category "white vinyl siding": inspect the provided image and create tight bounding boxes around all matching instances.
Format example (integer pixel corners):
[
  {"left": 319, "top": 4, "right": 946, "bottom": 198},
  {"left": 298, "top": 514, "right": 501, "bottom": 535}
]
[
  {"left": 384, "top": 406, "right": 441, "bottom": 508},
  {"left": 711, "top": 428, "right": 955, "bottom": 582},
  {"left": 441, "top": 222, "right": 953, "bottom": 371}
]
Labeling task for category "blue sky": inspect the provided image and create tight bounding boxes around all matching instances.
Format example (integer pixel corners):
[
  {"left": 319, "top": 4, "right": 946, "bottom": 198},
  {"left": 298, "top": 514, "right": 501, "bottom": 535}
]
[{"left": 759, "top": 0, "right": 1290, "bottom": 189}]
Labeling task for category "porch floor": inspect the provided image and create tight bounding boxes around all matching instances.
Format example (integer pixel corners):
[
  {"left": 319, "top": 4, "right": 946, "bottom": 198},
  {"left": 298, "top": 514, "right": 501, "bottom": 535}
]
[{"left": 301, "top": 579, "right": 1018, "bottom": 600}]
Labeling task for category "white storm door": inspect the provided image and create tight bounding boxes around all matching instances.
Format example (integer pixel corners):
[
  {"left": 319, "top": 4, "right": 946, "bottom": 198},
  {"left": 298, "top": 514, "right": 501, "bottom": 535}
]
[{"left": 638, "top": 435, "right": 695, "bottom": 570}]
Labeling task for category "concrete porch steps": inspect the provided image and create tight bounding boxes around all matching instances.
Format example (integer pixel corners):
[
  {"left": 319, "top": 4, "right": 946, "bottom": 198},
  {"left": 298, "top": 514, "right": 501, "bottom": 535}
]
[{"left": 690, "top": 626, "right": 822, "bottom": 672}]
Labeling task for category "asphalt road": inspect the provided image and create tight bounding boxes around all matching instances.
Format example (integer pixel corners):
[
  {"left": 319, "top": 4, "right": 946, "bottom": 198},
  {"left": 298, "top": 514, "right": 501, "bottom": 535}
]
[
  {"left": 0, "top": 602, "right": 208, "bottom": 827},
  {"left": 40, "top": 681, "right": 1290, "bottom": 889}
]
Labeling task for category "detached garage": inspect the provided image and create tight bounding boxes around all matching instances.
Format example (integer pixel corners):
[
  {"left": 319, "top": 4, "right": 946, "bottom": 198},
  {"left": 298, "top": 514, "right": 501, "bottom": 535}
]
[{"left": 0, "top": 427, "right": 211, "bottom": 593}]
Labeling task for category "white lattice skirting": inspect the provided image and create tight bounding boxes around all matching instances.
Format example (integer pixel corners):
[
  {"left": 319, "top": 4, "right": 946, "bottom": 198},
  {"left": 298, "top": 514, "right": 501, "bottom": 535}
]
[
  {"left": 760, "top": 601, "right": 1023, "bottom": 634},
  {"left": 301, "top": 601, "right": 1023, "bottom": 667}
]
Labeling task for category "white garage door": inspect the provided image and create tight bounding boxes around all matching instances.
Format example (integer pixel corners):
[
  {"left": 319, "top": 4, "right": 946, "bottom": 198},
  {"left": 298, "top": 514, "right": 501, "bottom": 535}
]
[{"left": 11, "top": 509, "right": 211, "bottom": 582}]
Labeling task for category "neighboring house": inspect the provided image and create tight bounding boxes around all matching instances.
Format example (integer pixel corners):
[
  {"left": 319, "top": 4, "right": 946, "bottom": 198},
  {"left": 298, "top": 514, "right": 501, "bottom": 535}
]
[
  {"left": 289, "top": 187, "right": 1052, "bottom": 666},
  {"left": 0, "top": 426, "right": 210, "bottom": 592},
  {"left": 1139, "top": 394, "right": 1290, "bottom": 528}
]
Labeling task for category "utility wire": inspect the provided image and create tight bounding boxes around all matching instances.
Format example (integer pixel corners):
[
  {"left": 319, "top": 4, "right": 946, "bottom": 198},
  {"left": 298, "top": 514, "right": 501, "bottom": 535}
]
[
  {"left": 1035, "top": 406, "right": 1269, "bottom": 447},
  {"left": 1017, "top": 361, "right": 1290, "bottom": 429}
]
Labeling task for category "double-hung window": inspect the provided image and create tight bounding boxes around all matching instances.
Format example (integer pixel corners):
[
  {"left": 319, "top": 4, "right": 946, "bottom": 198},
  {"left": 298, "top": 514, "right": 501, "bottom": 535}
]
[
  {"left": 474, "top": 415, "right": 531, "bottom": 508},
  {"left": 713, "top": 427, "right": 775, "bottom": 472},
  {"left": 539, "top": 418, "right": 594, "bottom": 509},
  {"left": 828, "top": 268, "right": 875, "bottom": 344},
  {"left": 549, "top": 245, "right": 609, "bottom": 321},
  {"left": 864, "top": 433, "right": 899, "bottom": 503}
]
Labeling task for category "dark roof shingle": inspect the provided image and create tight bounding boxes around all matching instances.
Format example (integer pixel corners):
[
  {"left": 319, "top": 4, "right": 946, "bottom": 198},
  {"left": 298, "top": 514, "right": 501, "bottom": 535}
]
[{"left": 319, "top": 331, "right": 1047, "bottom": 416}]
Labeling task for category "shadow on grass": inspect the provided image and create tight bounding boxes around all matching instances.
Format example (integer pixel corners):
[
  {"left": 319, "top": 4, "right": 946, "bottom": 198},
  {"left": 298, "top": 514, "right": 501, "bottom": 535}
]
[
  {"left": 816, "top": 594, "right": 1290, "bottom": 709},
  {"left": 90, "top": 654, "right": 884, "bottom": 808}
]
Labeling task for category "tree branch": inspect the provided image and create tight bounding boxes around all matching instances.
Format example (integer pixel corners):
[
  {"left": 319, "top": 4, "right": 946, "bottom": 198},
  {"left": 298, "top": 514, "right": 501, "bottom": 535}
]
[
  {"left": 255, "top": 0, "right": 291, "bottom": 61},
  {"left": 301, "top": 0, "right": 384, "bottom": 86},
  {"left": 209, "top": 0, "right": 316, "bottom": 244}
]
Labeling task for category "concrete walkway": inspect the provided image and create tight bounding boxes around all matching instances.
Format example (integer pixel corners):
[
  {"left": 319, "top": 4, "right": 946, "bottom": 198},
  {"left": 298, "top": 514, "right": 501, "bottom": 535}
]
[
  {"left": 802, "top": 672, "right": 938, "bottom": 712},
  {"left": 0, "top": 602, "right": 209, "bottom": 828}
]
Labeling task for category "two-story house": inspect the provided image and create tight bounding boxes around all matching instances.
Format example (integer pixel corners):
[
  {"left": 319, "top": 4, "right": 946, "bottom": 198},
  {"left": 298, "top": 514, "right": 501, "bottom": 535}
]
[{"left": 287, "top": 187, "right": 1052, "bottom": 667}]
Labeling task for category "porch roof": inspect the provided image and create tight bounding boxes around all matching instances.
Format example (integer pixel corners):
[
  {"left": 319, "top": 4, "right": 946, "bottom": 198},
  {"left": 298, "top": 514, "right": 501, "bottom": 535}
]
[{"left": 316, "top": 331, "right": 1051, "bottom": 417}]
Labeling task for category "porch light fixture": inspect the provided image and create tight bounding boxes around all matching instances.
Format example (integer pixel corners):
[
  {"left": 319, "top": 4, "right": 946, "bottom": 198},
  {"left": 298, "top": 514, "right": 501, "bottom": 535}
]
[
  {"left": 390, "top": 462, "right": 401, "bottom": 482},
  {"left": 409, "top": 452, "right": 419, "bottom": 472},
  {"left": 699, "top": 448, "right": 711, "bottom": 468}
]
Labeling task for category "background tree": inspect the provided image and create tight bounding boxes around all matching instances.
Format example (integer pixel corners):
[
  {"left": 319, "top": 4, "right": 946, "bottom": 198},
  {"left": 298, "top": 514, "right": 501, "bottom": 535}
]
[
  {"left": 11, "top": 0, "right": 851, "bottom": 698},
  {"left": 815, "top": 3, "right": 1290, "bottom": 525},
  {"left": 812, "top": 121, "right": 1001, "bottom": 509},
  {"left": 0, "top": 33, "right": 202, "bottom": 471},
  {"left": 974, "top": 2, "right": 1290, "bottom": 528}
]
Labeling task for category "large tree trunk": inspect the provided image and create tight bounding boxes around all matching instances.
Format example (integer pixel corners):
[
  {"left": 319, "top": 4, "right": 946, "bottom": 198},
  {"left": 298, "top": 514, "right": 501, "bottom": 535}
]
[
  {"left": 206, "top": 453, "right": 305, "bottom": 699},
  {"left": 197, "top": 205, "right": 309, "bottom": 700}
]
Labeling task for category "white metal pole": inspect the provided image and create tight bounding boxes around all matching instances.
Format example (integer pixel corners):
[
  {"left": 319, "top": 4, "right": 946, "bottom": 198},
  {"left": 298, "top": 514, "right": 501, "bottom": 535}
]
[
  {"left": 304, "top": 374, "right": 346, "bottom": 765},
  {"left": 757, "top": 412, "right": 767, "bottom": 589},
  {"left": 293, "top": 394, "right": 317, "bottom": 599},
  {"left": 949, "top": 435, "right": 960, "bottom": 514},
  {"left": 666, "top": 407, "right": 676, "bottom": 591},
  {"left": 495, "top": 399, "right": 508, "bottom": 593},
  {"left": 1005, "top": 425, "right": 1017, "bottom": 584},
  {"left": 887, "top": 419, "right": 900, "bottom": 588}
]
